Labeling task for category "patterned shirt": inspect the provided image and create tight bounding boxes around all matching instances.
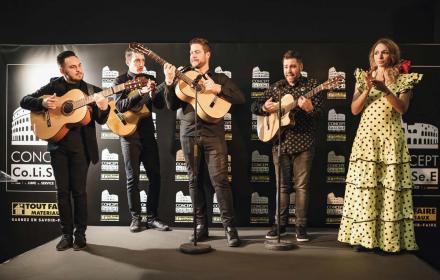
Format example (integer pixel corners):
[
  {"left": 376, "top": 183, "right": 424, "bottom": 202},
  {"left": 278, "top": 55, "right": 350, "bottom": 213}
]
[{"left": 252, "top": 76, "right": 325, "bottom": 154}]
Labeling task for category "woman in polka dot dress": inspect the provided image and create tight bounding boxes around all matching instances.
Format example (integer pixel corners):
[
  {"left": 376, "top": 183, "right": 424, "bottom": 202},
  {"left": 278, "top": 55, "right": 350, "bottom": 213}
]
[{"left": 337, "top": 38, "right": 423, "bottom": 253}]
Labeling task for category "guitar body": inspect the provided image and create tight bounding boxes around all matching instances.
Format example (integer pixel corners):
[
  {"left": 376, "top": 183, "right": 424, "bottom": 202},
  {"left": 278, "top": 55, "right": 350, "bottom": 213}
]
[
  {"left": 174, "top": 70, "right": 231, "bottom": 123},
  {"left": 106, "top": 90, "right": 151, "bottom": 137},
  {"left": 256, "top": 94, "right": 296, "bottom": 142},
  {"left": 30, "top": 89, "right": 91, "bottom": 142}
]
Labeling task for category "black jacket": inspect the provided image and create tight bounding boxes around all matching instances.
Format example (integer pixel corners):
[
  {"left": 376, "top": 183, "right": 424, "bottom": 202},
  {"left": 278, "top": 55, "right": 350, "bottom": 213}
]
[{"left": 20, "top": 77, "right": 109, "bottom": 164}]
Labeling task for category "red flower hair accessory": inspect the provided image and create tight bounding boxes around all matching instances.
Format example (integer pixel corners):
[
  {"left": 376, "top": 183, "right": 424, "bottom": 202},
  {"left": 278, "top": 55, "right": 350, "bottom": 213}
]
[{"left": 399, "top": 59, "right": 411, "bottom": 73}]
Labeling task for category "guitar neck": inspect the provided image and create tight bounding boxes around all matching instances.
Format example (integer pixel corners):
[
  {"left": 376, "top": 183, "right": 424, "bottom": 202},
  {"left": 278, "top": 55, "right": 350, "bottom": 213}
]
[
  {"left": 72, "top": 83, "right": 126, "bottom": 109},
  {"left": 156, "top": 82, "right": 166, "bottom": 93},
  {"left": 139, "top": 47, "right": 194, "bottom": 86},
  {"left": 304, "top": 83, "right": 325, "bottom": 99}
]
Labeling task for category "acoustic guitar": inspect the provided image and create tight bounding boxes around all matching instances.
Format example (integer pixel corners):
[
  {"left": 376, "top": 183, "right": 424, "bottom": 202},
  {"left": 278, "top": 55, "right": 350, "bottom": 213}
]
[
  {"left": 30, "top": 77, "right": 148, "bottom": 142},
  {"left": 106, "top": 82, "right": 165, "bottom": 137},
  {"left": 257, "top": 75, "right": 344, "bottom": 142},
  {"left": 129, "top": 42, "right": 231, "bottom": 123}
]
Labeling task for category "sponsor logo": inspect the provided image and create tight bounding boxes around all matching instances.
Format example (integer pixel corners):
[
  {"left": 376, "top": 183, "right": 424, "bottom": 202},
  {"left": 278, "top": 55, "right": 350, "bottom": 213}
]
[
  {"left": 11, "top": 108, "right": 47, "bottom": 146},
  {"left": 328, "top": 67, "right": 346, "bottom": 90},
  {"left": 215, "top": 66, "right": 232, "bottom": 78},
  {"left": 101, "top": 148, "right": 119, "bottom": 172},
  {"left": 326, "top": 193, "right": 344, "bottom": 224},
  {"left": 414, "top": 207, "right": 437, "bottom": 228},
  {"left": 175, "top": 149, "right": 188, "bottom": 181},
  {"left": 12, "top": 202, "right": 58, "bottom": 216},
  {"left": 175, "top": 191, "right": 193, "bottom": 223},
  {"left": 327, "top": 109, "right": 346, "bottom": 141},
  {"left": 404, "top": 122, "right": 438, "bottom": 149},
  {"left": 326, "top": 151, "right": 346, "bottom": 183},
  {"left": 101, "top": 66, "right": 119, "bottom": 88},
  {"left": 251, "top": 67, "right": 269, "bottom": 99},
  {"left": 250, "top": 192, "right": 269, "bottom": 224},
  {"left": 250, "top": 150, "right": 270, "bottom": 183},
  {"left": 100, "top": 190, "right": 119, "bottom": 221},
  {"left": 410, "top": 154, "right": 438, "bottom": 190}
]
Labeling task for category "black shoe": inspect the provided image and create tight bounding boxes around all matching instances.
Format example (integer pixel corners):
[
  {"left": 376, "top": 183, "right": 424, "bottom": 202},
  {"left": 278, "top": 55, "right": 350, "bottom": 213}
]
[
  {"left": 73, "top": 235, "right": 87, "bottom": 251},
  {"left": 147, "top": 218, "right": 171, "bottom": 231},
  {"left": 189, "top": 224, "right": 209, "bottom": 242},
  {"left": 353, "top": 245, "right": 374, "bottom": 252},
  {"left": 56, "top": 234, "right": 73, "bottom": 251},
  {"left": 225, "top": 226, "right": 240, "bottom": 247},
  {"left": 295, "top": 226, "right": 309, "bottom": 242},
  {"left": 129, "top": 217, "right": 143, "bottom": 233},
  {"left": 265, "top": 225, "right": 287, "bottom": 239}
]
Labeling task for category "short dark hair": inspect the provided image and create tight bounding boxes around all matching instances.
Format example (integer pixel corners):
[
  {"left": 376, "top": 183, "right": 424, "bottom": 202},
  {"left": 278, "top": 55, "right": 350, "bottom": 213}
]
[
  {"left": 282, "top": 50, "right": 302, "bottom": 64},
  {"left": 125, "top": 48, "right": 144, "bottom": 63},
  {"left": 57, "top": 50, "right": 77, "bottom": 66},
  {"left": 189, "top": 37, "right": 211, "bottom": 53}
]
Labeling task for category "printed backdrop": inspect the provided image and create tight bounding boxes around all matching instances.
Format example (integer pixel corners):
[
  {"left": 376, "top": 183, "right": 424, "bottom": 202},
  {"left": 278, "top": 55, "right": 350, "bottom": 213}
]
[{"left": 1, "top": 43, "right": 438, "bottom": 262}]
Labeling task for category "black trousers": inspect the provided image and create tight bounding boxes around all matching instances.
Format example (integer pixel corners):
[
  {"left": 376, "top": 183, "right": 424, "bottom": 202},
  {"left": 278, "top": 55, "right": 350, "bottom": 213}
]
[
  {"left": 272, "top": 148, "right": 315, "bottom": 227},
  {"left": 181, "top": 136, "right": 235, "bottom": 228},
  {"left": 121, "top": 135, "right": 161, "bottom": 220},
  {"left": 50, "top": 148, "right": 90, "bottom": 237}
]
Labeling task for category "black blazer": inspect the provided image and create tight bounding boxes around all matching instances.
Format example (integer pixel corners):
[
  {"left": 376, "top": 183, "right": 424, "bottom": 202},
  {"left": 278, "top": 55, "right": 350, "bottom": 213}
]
[{"left": 20, "top": 77, "right": 109, "bottom": 164}]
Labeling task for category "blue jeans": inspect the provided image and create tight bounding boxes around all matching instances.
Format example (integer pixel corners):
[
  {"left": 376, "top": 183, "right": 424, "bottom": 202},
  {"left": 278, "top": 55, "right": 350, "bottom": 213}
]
[{"left": 272, "top": 148, "right": 315, "bottom": 227}]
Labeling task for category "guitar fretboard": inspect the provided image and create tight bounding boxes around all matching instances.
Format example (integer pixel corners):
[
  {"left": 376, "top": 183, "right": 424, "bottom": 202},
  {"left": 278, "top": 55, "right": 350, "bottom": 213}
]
[
  {"left": 304, "top": 84, "right": 325, "bottom": 99},
  {"left": 72, "top": 83, "right": 126, "bottom": 110}
]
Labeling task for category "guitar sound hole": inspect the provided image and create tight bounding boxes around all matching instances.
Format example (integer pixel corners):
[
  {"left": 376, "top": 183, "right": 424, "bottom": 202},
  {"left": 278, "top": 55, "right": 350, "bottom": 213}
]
[{"left": 62, "top": 101, "right": 74, "bottom": 115}]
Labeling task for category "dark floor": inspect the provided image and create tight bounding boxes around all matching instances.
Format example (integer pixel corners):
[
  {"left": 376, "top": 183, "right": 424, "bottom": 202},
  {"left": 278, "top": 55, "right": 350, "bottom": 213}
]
[{"left": 0, "top": 227, "right": 438, "bottom": 280}]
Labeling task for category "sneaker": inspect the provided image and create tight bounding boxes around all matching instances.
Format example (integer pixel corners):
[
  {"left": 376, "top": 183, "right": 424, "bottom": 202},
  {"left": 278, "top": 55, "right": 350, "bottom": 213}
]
[
  {"left": 129, "top": 217, "right": 143, "bottom": 233},
  {"left": 265, "top": 225, "right": 287, "bottom": 239},
  {"left": 147, "top": 218, "right": 171, "bottom": 231},
  {"left": 73, "top": 235, "right": 87, "bottom": 251},
  {"left": 56, "top": 234, "right": 73, "bottom": 251},
  {"left": 295, "top": 226, "right": 309, "bottom": 242},
  {"left": 225, "top": 226, "right": 240, "bottom": 247},
  {"left": 189, "top": 224, "right": 209, "bottom": 242}
]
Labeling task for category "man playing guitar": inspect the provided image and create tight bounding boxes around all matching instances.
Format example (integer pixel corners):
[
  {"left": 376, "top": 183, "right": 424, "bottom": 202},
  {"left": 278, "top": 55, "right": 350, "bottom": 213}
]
[
  {"left": 114, "top": 48, "right": 170, "bottom": 232},
  {"left": 163, "top": 38, "right": 245, "bottom": 247},
  {"left": 251, "top": 50, "right": 325, "bottom": 242},
  {"left": 20, "top": 51, "right": 110, "bottom": 251}
]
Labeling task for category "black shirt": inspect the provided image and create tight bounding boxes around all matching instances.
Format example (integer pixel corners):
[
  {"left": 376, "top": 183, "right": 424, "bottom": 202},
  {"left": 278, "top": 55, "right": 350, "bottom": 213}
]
[
  {"left": 164, "top": 69, "right": 245, "bottom": 138},
  {"left": 251, "top": 77, "right": 324, "bottom": 154}
]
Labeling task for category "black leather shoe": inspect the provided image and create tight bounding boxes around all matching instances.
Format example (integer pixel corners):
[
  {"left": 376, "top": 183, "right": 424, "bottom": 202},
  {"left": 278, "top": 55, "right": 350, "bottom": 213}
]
[
  {"left": 265, "top": 225, "right": 287, "bottom": 239},
  {"left": 189, "top": 224, "right": 209, "bottom": 242},
  {"left": 56, "top": 234, "right": 73, "bottom": 251},
  {"left": 129, "top": 218, "right": 143, "bottom": 232},
  {"left": 73, "top": 235, "right": 87, "bottom": 251},
  {"left": 147, "top": 218, "right": 171, "bottom": 231},
  {"left": 295, "top": 226, "right": 310, "bottom": 242},
  {"left": 225, "top": 226, "right": 240, "bottom": 247}
]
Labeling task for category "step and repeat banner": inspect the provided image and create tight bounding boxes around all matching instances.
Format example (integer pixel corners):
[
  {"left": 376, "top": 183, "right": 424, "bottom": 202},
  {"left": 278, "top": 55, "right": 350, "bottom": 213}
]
[{"left": 1, "top": 43, "right": 438, "bottom": 259}]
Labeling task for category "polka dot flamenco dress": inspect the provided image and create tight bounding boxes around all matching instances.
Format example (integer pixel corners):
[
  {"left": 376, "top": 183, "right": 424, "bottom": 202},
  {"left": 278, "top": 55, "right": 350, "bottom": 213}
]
[{"left": 338, "top": 68, "right": 423, "bottom": 252}]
